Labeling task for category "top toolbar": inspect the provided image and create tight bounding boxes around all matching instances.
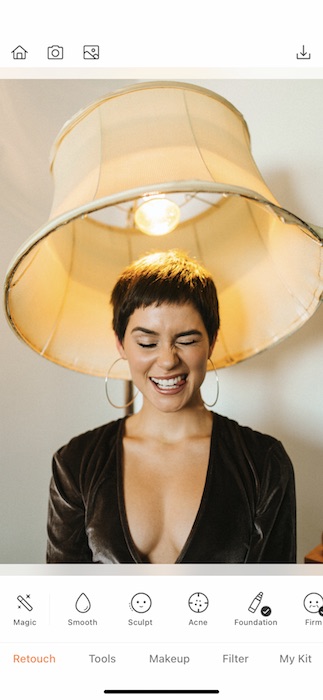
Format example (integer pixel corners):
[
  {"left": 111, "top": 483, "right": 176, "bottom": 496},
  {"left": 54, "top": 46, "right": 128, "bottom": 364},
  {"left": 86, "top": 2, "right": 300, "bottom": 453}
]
[{"left": 1, "top": 41, "right": 322, "bottom": 70}]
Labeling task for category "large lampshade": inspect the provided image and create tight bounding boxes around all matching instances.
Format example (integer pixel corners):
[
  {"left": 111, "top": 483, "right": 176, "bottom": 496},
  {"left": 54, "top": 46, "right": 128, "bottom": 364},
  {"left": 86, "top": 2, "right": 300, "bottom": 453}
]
[{"left": 4, "top": 81, "right": 323, "bottom": 380}]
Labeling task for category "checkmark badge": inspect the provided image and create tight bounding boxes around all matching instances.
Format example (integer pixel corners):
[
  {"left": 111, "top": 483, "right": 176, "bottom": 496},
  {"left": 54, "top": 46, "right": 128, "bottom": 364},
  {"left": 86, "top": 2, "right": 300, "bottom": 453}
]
[{"left": 261, "top": 605, "right": 272, "bottom": 617}]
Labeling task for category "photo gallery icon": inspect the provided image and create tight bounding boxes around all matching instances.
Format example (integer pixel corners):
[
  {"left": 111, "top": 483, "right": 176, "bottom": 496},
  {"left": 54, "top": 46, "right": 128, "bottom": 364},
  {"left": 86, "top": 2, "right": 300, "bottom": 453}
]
[{"left": 83, "top": 45, "right": 99, "bottom": 59}]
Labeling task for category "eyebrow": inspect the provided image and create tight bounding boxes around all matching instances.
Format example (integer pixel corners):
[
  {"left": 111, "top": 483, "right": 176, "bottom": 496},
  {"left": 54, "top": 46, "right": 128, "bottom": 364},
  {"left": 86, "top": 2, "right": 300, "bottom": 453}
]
[{"left": 131, "top": 327, "right": 203, "bottom": 338}]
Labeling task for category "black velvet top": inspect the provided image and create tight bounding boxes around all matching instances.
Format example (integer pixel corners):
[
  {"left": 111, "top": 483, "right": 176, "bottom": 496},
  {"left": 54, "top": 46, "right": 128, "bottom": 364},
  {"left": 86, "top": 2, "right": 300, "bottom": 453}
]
[{"left": 46, "top": 412, "right": 296, "bottom": 564}]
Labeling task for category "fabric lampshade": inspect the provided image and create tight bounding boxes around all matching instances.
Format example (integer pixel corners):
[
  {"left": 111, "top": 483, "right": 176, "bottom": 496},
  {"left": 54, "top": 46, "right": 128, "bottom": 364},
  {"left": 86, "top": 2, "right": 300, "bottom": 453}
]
[{"left": 4, "top": 81, "right": 323, "bottom": 379}]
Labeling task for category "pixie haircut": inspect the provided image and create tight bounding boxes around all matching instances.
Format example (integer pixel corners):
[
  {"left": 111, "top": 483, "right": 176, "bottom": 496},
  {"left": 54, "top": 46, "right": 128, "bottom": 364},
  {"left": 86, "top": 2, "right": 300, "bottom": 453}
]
[{"left": 111, "top": 250, "right": 220, "bottom": 344}]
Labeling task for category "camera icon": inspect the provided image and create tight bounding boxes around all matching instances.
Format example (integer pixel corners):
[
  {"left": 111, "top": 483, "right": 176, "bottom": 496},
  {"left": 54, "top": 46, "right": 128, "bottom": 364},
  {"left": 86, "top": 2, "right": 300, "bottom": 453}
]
[{"left": 47, "top": 45, "right": 64, "bottom": 60}]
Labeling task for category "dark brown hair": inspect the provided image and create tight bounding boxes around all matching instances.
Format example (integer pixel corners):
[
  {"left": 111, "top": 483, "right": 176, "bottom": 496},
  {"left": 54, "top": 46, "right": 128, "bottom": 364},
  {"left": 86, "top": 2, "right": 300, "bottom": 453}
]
[{"left": 111, "top": 250, "right": 220, "bottom": 344}]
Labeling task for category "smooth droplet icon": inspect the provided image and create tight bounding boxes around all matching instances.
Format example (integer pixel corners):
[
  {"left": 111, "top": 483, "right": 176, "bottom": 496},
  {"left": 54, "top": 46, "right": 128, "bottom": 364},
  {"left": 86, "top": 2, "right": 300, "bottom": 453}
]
[{"left": 75, "top": 593, "right": 91, "bottom": 613}]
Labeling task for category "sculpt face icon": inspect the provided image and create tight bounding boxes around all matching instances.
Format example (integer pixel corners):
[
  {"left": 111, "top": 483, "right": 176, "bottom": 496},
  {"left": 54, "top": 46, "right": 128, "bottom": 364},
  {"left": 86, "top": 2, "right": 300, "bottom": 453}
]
[
  {"left": 303, "top": 592, "right": 323, "bottom": 613},
  {"left": 131, "top": 593, "right": 152, "bottom": 613}
]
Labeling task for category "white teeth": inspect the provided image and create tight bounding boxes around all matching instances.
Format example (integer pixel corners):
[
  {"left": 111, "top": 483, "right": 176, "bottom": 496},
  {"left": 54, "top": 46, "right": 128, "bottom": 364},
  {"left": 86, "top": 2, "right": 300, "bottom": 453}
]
[{"left": 151, "top": 375, "right": 185, "bottom": 388}]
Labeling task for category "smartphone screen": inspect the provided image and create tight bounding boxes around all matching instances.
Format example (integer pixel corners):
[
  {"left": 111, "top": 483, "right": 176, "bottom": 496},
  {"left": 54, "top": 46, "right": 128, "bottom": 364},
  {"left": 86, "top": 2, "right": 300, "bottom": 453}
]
[{"left": 1, "top": 4, "right": 323, "bottom": 697}]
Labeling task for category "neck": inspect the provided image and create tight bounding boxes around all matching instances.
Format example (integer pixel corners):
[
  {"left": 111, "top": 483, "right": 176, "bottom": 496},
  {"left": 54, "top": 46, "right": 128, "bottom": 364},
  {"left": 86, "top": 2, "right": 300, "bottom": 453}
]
[{"left": 125, "top": 400, "right": 214, "bottom": 443}]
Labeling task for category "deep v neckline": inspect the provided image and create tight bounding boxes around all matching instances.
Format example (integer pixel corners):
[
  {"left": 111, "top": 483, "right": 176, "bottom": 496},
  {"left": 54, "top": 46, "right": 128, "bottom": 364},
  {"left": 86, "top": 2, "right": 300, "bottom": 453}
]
[{"left": 116, "top": 413, "right": 216, "bottom": 564}]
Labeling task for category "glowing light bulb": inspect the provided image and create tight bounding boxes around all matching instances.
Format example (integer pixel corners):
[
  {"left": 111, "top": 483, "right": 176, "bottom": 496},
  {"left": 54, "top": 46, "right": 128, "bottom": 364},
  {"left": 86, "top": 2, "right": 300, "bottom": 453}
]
[{"left": 134, "top": 197, "right": 180, "bottom": 236}]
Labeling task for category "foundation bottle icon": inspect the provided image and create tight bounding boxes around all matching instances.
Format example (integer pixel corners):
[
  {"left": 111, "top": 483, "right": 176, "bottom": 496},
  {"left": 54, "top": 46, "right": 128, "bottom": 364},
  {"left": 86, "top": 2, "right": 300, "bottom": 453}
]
[{"left": 248, "top": 592, "right": 263, "bottom": 613}]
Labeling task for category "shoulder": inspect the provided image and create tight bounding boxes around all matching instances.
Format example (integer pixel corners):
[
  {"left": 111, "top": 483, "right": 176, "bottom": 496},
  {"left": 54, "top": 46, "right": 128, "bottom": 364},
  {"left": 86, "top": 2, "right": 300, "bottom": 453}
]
[
  {"left": 214, "top": 411, "right": 281, "bottom": 448},
  {"left": 53, "top": 418, "right": 124, "bottom": 475},
  {"left": 213, "top": 412, "right": 294, "bottom": 482},
  {"left": 51, "top": 419, "right": 126, "bottom": 496},
  {"left": 57, "top": 418, "right": 123, "bottom": 451}
]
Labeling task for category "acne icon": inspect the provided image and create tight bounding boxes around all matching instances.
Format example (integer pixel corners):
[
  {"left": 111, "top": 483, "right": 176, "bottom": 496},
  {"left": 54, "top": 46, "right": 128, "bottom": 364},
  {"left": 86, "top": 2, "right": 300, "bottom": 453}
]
[{"left": 188, "top": 592, "right": 209, "bottom": 613}]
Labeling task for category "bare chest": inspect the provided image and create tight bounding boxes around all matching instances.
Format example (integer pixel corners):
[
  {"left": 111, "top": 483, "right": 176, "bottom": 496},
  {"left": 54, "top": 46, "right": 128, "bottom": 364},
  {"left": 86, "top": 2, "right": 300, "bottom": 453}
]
[{"left": 122, "top": 437, "right": 211, "bottom": 563}]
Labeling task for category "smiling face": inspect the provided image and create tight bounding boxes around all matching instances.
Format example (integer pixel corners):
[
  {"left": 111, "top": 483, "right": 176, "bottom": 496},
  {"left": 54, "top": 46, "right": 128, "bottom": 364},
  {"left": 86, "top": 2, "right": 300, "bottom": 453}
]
[
  {"left": 131, "top": 593, "right": 152, "bottom": 613},
  {"left": 116, "top": 302, "right": 215, "bottom": 413}
]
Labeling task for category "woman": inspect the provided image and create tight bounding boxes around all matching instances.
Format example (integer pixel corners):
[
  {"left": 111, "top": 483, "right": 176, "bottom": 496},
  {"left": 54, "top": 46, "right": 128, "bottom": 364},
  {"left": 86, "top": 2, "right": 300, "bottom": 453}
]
[{"left": 47, "top": 250, "right": 296, "bottom": 564}]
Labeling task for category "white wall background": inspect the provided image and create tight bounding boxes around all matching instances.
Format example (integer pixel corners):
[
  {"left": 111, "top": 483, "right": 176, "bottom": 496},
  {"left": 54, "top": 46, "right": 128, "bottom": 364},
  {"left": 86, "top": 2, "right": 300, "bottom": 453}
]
[{"left": 1, "top": 78, "right": 322, "bottom": 563}]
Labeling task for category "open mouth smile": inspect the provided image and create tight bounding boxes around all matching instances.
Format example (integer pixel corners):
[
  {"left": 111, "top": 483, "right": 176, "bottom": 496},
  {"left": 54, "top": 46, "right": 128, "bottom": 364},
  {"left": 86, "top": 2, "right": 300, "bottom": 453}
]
[{"left": 150, "top": 374, "right": 187, "bottom": 390}]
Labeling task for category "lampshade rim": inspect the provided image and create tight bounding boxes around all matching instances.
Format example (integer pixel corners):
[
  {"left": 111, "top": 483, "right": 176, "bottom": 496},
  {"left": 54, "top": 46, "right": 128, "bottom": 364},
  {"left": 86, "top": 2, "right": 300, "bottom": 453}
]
[
  {"left": 5, "top": 178, "right": 322, "bottom": 374},
  {"left": 4, "top": 298, "right": 322, "bottom": 379},
  {"left": 49, "top": 81, "right": 251, "bottom": 170}
]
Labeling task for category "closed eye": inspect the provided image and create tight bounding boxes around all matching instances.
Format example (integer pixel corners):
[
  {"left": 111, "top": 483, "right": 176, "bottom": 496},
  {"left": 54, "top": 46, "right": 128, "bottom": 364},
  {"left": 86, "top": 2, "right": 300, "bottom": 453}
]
[{"left": 137, "top": 342, "right": 157, "bottom": 348}]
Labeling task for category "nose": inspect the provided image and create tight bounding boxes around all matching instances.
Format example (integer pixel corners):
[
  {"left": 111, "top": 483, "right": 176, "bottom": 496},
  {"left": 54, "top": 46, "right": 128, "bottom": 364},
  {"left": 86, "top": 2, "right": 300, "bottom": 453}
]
[{"left": 156, "top": 343, "right": 180, "bottom": 370}]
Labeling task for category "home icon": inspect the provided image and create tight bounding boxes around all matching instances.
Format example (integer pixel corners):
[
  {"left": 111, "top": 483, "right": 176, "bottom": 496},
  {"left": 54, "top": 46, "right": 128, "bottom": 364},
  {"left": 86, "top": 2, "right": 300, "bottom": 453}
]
[{"left": 12, "top": 46, "right": 28, "bottom": 60}]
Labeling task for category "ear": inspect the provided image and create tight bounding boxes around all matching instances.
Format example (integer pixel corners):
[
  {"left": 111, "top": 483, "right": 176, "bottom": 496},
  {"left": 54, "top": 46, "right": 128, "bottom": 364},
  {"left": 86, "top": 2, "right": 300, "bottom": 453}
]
[
  {"left": 115, "top": 332, "right": 127, "bottom": 360},
  {"left": 208, "top": 333, "right": 217, "bottom": 359}
]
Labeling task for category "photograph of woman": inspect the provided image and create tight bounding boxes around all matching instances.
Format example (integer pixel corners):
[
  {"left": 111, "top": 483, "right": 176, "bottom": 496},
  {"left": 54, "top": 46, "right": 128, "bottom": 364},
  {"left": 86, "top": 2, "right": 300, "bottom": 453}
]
[
  {"left": 2, "top": 79, "right": 322, "bottom": 565},
  {"left": 46, "top": 250, "right": 296, "bottom": 564}
]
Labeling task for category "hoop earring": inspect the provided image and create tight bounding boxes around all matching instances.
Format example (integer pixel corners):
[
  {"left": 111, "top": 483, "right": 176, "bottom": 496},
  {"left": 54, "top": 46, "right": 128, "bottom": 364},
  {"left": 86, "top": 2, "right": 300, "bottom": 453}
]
[
  {"left": 105, "top": 358, "right": 139, "bottom": 409},
  {"left": 202, "top": 359, "right": 219, "bottom": 408}
]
